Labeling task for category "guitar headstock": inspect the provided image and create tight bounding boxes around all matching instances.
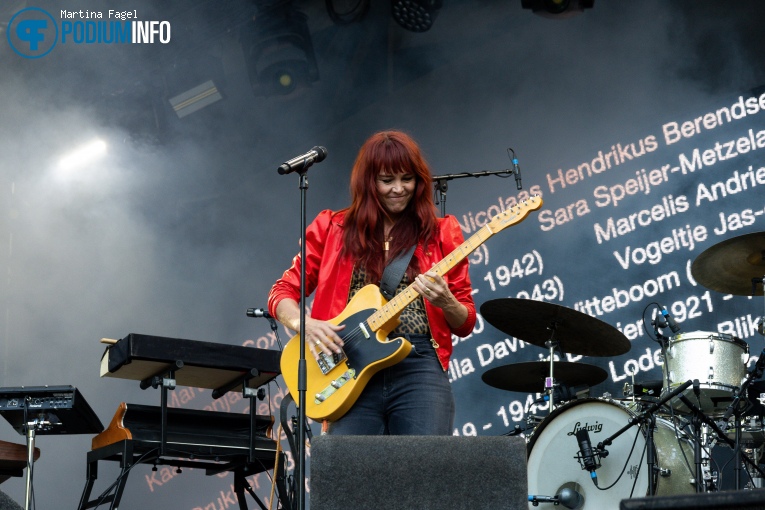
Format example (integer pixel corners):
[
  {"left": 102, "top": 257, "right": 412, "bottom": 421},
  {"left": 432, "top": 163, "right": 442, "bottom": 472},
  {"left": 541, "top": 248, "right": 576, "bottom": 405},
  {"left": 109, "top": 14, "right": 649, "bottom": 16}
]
[{"left": 485, "top": 195, "right": 543, "bottom": 234}]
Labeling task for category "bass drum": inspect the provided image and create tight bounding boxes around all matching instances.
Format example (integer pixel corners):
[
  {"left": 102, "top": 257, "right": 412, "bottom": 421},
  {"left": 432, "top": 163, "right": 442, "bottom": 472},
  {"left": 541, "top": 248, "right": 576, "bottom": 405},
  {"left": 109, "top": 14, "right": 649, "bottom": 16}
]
[{"left": 526, "top": 398, "right": 695, "bottom": 509}]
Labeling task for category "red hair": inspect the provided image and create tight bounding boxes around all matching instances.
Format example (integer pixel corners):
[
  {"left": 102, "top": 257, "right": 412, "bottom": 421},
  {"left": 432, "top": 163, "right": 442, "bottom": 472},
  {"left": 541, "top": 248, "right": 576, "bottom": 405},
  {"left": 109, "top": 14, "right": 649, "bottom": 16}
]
[{"left": 342, "top": 130, "right": 438, "bottom": 283}]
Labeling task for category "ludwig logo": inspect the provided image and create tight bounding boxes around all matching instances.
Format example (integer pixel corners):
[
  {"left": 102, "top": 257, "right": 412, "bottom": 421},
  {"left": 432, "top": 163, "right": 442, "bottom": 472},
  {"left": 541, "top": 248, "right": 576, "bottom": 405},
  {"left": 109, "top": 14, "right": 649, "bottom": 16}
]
[
  {"left": 566, "top": 420, "right": 603, "bottom": 436},
  {"left": 7, "top": 7, "right": 58, "bottom": 59}
]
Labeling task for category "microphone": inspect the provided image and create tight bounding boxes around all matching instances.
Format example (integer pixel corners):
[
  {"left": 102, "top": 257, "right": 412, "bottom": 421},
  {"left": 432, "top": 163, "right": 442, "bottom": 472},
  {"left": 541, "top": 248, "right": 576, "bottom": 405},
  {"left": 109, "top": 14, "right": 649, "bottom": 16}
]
[
  {"left": 575, "top": 429, "right": 599, "bottom": 486},
  {"left": 277, "top": 146, "right": 327, "bottom": 175},
  {"left": 512, "top": 155, "right": 522, "bottom": 190},
  {"left": 508, "top": 148, "right": 522, "bottom": 190},
  {"left": 246, "top": 307, "right": 272, "bottom": 319},
  {"left": 659, "top": 305, "right": 681, "bottom": 334},
  {"left": 527, "top": 489, "right": 583, "bottom": 509}
]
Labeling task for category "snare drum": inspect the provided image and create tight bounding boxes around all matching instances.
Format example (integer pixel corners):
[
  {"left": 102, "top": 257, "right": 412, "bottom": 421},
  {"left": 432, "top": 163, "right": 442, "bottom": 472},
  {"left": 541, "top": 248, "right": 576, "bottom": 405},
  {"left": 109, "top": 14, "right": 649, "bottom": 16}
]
[
  {"left": 526, "top": 398, "right": 695, "bottom": 509},
  {"left": 663, "top": 331, "right": 749, "bottom": 415}
]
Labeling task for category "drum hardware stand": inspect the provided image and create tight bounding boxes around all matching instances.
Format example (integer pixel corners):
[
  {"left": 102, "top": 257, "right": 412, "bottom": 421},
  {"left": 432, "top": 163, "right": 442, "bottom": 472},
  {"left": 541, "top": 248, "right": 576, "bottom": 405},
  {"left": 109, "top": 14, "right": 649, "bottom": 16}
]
[
  {"left": 744, "top": 445, "right": 764, "bottom": 488},
  {"left": 543, "top": 321, "right": 564, "bottom": 413},
  {"left": 717, "top": 346, "right": 765, "bottom": 488},
  {"left": 752, "top": 275, "right": 764, "bottom": 341},
  {"left": 677, "top": 392, "right": 765, "bottom": 491}
]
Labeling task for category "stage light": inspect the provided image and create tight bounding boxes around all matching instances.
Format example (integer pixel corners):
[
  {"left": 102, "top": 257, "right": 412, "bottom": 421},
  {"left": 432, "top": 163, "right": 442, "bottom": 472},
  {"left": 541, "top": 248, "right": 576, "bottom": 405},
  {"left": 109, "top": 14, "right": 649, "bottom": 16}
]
[
  {"left": 241, "top": 3, "right": 318, "bottom": 96},
  {"left": 57, "top": 139, "right": 107, "bottom": 171},
  {"left": 521, "top": 0, "right": 594, "bottom": 19},
  {"left": 391, "top": 0, "right": 443, "bottom": 32}
]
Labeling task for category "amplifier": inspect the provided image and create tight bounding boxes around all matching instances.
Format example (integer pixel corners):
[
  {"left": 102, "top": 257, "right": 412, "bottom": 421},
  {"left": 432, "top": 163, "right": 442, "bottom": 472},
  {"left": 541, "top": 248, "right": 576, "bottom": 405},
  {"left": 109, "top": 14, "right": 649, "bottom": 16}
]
[{"left": 0, "top": 385, "right": 103, "bottom": 435}]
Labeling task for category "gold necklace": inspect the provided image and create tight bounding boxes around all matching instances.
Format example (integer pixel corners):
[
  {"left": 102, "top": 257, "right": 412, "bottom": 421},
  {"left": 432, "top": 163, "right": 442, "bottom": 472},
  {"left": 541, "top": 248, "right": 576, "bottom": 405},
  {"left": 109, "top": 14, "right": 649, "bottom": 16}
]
[{"left": 384, "top": 223, "right": 394, "bottom": 251}]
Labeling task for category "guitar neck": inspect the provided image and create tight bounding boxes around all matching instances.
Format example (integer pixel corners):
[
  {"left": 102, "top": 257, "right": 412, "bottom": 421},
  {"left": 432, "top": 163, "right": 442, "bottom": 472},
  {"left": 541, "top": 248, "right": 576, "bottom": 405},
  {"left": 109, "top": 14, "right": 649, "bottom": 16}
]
[{"left": 366, "top": 224, "right": 493, "bottom": 332}]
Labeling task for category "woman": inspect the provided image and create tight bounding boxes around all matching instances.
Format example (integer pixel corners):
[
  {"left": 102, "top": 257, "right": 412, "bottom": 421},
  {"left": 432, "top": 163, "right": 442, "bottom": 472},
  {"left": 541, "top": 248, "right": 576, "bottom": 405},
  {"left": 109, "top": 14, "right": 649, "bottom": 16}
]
[{"left": 267, "top": 130, "right": 476, "bottom": 435}]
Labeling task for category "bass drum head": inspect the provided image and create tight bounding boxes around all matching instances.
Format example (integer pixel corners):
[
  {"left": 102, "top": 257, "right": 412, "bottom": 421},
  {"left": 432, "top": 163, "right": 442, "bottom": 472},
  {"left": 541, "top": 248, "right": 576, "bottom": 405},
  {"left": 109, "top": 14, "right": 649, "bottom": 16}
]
[{"left": 527, "top": 399, "right": 649, "bottom": 509}]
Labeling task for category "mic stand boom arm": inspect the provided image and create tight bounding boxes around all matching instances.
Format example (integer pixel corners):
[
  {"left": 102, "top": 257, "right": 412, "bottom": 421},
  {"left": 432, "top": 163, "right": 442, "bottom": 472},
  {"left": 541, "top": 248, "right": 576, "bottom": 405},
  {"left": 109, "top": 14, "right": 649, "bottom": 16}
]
[
  {"left": 431, "top": 168, "right": 514, "bottom": 217},
  {"left": 597, "top": 380, "right": 694, "bottom": 451}
]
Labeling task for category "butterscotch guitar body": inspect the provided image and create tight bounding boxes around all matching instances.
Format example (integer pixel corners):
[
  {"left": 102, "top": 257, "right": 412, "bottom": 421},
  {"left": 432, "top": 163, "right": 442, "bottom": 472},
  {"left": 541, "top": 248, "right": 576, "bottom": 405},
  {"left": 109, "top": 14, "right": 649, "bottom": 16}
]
[{"left": 280, "top": 284, "right": 412, "bottom": 422}]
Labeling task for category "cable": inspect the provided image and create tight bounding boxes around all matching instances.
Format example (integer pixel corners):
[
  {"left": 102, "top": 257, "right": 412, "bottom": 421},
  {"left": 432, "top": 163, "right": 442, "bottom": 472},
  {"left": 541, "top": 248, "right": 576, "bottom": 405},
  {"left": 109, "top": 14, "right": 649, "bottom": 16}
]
[
  {"left": 595, "top": 425, "right": 643, "bottom": 491},
  {"left": 629, "top": 428, "right": 648, "bottom": 497},
  {"left": 91, "top": 448, "right": 160, "bottom": 508}
]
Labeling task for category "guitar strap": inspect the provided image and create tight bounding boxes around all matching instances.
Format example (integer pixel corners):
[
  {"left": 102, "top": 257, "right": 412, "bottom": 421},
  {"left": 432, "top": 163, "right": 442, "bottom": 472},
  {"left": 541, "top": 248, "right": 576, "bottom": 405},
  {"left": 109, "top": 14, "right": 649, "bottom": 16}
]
[{"left": 379, "top": 243, "right": 417, "bottom": 301}]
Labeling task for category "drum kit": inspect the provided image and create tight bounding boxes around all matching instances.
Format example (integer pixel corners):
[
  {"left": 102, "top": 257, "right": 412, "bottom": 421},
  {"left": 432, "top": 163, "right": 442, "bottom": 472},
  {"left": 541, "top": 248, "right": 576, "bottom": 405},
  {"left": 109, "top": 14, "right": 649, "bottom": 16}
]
[{"left": 479, "top": 231, "right": 765, "bottom": 509}]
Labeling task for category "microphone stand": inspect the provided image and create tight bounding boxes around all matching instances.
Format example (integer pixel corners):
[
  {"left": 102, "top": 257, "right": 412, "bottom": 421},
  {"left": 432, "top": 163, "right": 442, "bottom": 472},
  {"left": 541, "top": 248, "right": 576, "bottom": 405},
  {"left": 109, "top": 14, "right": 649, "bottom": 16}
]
[
  {"left": 718, "top": 347, "right": 765, "bottom": 488},
  {"left": 431, "top": 168, "right": 514, "bottom": 217},
  {"left": 596, "top": 379, "right": 694, "bottom": 494},
  {"left": 282, "top": 166, "right": 311, "bottom": 510},
  {"left": 676, "top": 394, "right": 725, "bottom": 492}
]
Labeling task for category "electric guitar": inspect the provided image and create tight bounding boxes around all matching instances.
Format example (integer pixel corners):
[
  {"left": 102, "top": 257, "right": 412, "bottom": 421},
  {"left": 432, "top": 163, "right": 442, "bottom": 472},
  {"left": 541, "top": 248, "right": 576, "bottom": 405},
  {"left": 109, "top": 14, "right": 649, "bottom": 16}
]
[{"left": 280, "top": 195, "right": 543, "bottom": 421}]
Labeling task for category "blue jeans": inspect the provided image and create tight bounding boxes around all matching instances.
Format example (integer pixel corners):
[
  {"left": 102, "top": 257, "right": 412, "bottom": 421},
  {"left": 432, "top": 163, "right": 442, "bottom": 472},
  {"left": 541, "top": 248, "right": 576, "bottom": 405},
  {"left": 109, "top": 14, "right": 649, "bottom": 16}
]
[{"left": 326, "top": 334, "right": 455, "bottom": 435}]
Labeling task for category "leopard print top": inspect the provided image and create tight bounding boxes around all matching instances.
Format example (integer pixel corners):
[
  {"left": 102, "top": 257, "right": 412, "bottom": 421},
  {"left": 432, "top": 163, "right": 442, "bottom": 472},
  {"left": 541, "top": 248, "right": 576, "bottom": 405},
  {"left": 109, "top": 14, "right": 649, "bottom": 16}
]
[{"left": 349, "top": 264, "right": 430, "bottom": 336}]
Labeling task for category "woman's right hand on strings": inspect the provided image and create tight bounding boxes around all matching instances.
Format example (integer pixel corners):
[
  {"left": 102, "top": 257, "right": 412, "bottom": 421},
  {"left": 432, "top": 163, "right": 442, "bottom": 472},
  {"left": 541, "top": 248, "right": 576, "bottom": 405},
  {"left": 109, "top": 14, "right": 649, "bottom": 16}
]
[
  {"left": 275, "top": 298, "right": 345, "bottom": 361},
  {"left": 304, "top": 317, "right": 345, "bottom": 360}
]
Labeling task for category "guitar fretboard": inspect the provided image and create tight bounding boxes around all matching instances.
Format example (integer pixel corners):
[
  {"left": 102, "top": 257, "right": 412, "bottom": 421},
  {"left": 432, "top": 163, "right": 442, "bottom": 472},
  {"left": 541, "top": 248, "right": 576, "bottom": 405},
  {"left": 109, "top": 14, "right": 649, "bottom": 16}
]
[{"left": 366, "top": 216, "right": 503, "bottom": 331}]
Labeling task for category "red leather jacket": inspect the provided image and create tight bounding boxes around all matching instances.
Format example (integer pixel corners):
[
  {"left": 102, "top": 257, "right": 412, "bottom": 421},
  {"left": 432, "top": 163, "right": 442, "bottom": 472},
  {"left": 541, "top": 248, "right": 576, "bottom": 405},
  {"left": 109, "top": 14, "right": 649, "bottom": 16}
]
[{"left": 268, "top": 209, "right": 476, "bottom": 370}]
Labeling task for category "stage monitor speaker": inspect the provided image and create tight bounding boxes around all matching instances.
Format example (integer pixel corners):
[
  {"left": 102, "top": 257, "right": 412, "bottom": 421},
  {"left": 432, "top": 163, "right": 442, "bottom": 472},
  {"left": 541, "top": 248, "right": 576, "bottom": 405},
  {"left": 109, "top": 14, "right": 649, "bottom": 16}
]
[
  {"left": 620, "top": 489, "right": 765, "bottom": 509},
  {"left": 0, "top": 490, "right": 22, "bottom": 510},
  {"left": 309, "top": 435, "right": 527, "bottom": 510}
]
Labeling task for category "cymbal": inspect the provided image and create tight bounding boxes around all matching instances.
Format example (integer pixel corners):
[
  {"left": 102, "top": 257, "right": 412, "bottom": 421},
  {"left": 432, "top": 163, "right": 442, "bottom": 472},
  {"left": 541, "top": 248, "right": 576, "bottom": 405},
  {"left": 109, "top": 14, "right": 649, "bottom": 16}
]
[
  {"left": 480, "top": 298, "right": 630, "bottom": 357},
  {"left": 482, "top": 361, "right": 608, "bottom": 393},
  {"left": 691, "top": 232, "right": 765, "bottom": 296}
]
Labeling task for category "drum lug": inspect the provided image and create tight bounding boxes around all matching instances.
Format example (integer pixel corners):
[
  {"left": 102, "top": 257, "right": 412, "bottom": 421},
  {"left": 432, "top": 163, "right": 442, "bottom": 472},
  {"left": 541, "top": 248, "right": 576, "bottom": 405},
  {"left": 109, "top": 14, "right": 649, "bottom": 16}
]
[
  {"left": 708, "top": 366, "right": 714, "bottom": 381},
  {"left": 658, "top": 467, "right": 672, "bottom": 477},
  {"left": 709, "top": 339, "right": 714, "bottom": 354}
]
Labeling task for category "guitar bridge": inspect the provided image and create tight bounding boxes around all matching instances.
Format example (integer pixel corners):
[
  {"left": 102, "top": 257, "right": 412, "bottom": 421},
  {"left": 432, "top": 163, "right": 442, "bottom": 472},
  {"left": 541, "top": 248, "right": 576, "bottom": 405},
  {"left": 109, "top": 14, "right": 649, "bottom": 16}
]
[
  {"left": 315, "top": 369, "right": 356, "bottom": 404},
  {"left": 317, "top": 349, "right": 348, "bottom": 375}
]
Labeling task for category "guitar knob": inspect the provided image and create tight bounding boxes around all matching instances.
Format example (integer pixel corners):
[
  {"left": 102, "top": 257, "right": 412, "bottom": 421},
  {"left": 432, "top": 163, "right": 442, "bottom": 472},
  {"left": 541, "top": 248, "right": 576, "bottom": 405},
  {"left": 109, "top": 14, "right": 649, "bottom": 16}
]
[
  {"left": 315, "top": 394, "right": 325, "bottom": 402},
  {"left": 331, "top": 380, "right": 341, "bottom": 389}
]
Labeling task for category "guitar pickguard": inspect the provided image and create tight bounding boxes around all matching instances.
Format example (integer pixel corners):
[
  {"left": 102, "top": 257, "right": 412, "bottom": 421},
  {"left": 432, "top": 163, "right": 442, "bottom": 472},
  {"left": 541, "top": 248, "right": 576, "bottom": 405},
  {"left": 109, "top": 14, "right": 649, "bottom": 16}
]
[{"left": 331, "top": 309, "right": 403, "bottom": 374}]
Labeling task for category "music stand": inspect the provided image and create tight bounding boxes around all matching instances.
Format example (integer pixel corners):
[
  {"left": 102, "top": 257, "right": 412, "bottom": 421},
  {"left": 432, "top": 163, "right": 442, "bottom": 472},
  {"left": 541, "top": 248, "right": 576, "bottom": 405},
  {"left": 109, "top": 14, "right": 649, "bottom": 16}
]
[{"left": 0, "top": 385, "right": 103, "bottom": 510}]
